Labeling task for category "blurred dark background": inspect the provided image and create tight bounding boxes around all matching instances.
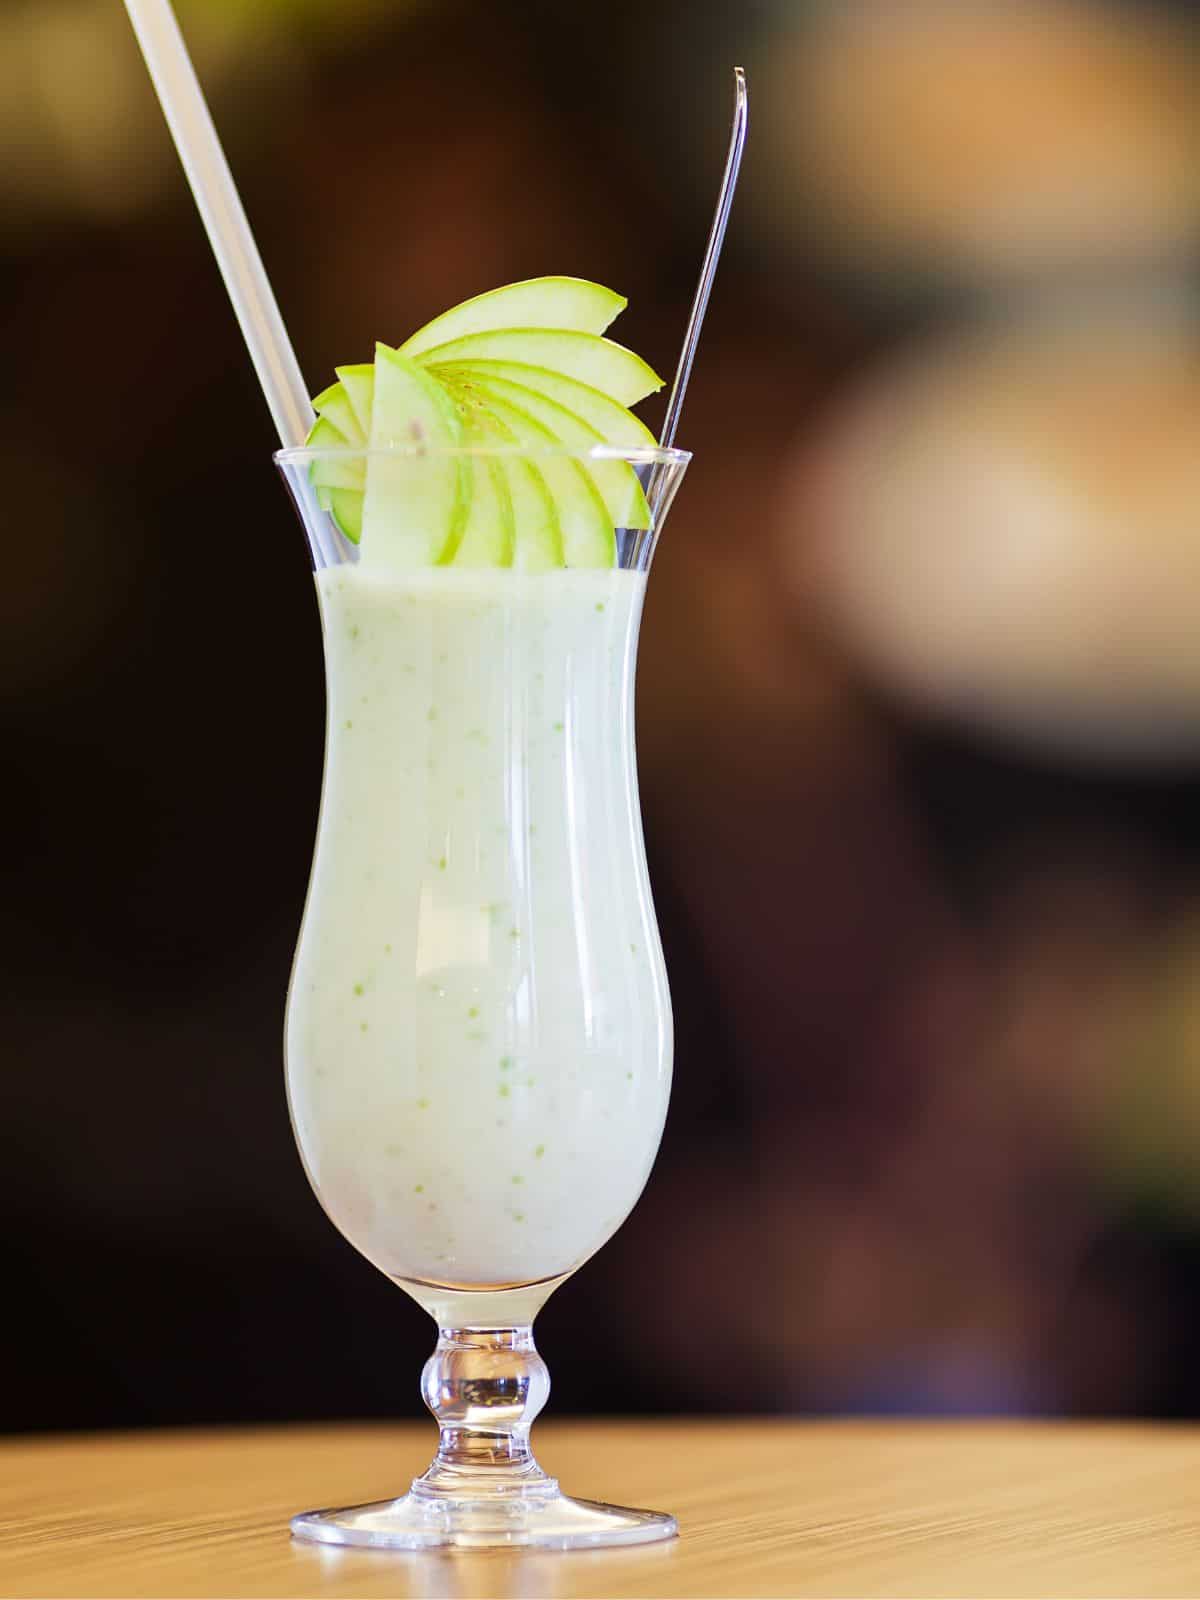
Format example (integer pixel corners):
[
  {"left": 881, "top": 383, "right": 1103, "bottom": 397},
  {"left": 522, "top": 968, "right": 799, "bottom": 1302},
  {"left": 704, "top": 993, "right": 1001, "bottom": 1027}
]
[{"left": 8, "top": 0, "right": 1200, "bottom": 1431}]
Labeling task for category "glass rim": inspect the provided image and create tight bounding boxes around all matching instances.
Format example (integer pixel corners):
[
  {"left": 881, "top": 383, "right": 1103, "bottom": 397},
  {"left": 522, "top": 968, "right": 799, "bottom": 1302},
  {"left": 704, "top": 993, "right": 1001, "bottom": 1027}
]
[{"left": 274, "top": 443, "right": 692, "bottom": 469}]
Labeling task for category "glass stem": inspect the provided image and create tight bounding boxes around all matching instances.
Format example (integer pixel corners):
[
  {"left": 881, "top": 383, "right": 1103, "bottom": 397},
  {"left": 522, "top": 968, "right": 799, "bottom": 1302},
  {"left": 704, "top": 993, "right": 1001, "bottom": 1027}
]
[{"left": 412, "top": 1325, "right": 558, "bottom": 1502}]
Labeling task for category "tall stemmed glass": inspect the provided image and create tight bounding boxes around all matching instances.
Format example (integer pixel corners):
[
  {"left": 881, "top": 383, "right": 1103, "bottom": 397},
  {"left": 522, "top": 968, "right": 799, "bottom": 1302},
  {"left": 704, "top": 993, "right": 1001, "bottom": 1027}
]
[{"left": 276, "top": 444, "right": 689, "bottom": 1551}]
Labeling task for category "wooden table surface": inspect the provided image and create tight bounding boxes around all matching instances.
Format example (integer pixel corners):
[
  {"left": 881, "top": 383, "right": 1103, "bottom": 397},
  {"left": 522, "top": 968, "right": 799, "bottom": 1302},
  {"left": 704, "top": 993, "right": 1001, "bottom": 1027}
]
[{"left": 4, "top": 1420, "right": 1200, "bottom": 1598}]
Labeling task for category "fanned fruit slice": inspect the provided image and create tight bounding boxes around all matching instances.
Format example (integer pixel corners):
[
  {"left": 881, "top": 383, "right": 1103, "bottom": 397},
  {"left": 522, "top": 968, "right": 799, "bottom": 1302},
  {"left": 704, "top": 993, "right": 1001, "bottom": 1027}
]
[
  {"left": 399, "top": 277, "right": 626, "bottom": 358},
  {"left": 435, "top": 360, "right": 657, "bottom": 446},
  {"left": 441, "top": 364, "right": 651, "bottom": 530},
  {"left": 307, "top": 388, "right": 365, "bottom": 542},
  {"left": 418, "top": 329, "right": 662, "bottom": 407},
  {"left": 310, "top": 380, "right": 361, "bottom": 442},
  {"left": 335, "top": 364, "right": 375, "bottom": 436},
  {"left": 306, "top": 416, "right": 362, "bottom": 491},
  {"left": 503, "top": 453, "right": 563, "bottom": 573},
  {"left": 457, "top": 402, "right": 563, "bottom": 572},
  {"left": 441, "top": 411, "right": 515, "bottom": 568},
  {"left": 363, "top": 345, "right": 469, "bottom": 570},
  {"left": 442, "top": 373, "right": 614, "bottom": 569},
  {"left": 318, "top": 485, "right": 364, "bottom": 543},
  {"left": 302, "top": 277, "right": 666, "bottom": 570}
]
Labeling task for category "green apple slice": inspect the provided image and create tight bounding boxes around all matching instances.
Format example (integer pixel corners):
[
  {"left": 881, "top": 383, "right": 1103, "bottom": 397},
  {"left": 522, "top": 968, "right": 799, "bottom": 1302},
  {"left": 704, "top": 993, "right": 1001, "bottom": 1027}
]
[
  {"left": 454, "top": 365, "right": 659, "bottom": 448},
  {"left": 306, "top": 412, "right": 348, "bottom": 447},
  {"left": 442, "top": 374, "right": 613, "bottom": 568},
  {"left": 363, "top": 344, "right": 468, "bottom": 569},
  {"left": 443, "top": 360, "right": 657, "bottom": 447},
  {"left": 309, "top": 358, "right": 660, "bottom": 453},
  {"left": 443, "top": 455, "right": 513, "bottom": 567},
  {"left": 312, "top": 474, "right": 364, "bottom": 545},
  {"left": 441, "top": 413, "right": 514, "bottom": 567},
  {"left": 311, "top": 381, "right": 364, "bottom": 444},
  {"left": 455, "top": 377, "right": 644, "bottom": 535},
  {"left": 459, "top": 401, "right": 563, "bottom": 572},
  {"left": 400, "top": 277, "right": 627, "bottom": 359},
  {"left": 306, "top": 415, "right": 364, "bottom": 491},
  {"left": 535, "top": 448, "right": 614, "bottom": 568},
  {"left": 335, "top": 364, "right": 375, "bottom": 436},
  {"left": 421, "top": 329, "right": 663, "bottom": 407},
  {"left": 308, "top": 386, "right": 366, "bottom": 541},
  {"left": 326, "top": 487, "right": 364, "bottom": 543},
  {"left": 503, "top": 454, "right": 563, "bottom": 572},
  {"left": 443, "top": 365, "right": 651, "bottom": 529}
]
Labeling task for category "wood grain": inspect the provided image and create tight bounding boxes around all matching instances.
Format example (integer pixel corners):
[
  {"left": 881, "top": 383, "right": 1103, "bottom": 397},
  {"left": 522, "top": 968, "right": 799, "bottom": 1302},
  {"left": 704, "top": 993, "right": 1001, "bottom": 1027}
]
[{"left": 4, "top": 1420, "right": 1200, "bottom": 1598}]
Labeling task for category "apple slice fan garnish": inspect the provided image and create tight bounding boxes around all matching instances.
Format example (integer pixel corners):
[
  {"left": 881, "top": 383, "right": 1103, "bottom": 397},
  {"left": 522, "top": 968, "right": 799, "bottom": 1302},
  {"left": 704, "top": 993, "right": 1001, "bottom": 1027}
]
[{"left": 304, "top": 277, "right": 663, "bottom": 568}]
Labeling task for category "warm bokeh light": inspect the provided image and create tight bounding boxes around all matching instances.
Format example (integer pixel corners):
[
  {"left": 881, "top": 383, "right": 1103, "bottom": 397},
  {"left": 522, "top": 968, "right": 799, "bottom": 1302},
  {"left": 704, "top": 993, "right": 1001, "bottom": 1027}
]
[
  {"left": 789, "top": 302, "right": 1200, "bottom": 756},
  {"left": 0, "top": 0, "right": 424, "bottom": 234},
  {"left": 749, "top": 0, "right": 1200, "bottom": 278}
]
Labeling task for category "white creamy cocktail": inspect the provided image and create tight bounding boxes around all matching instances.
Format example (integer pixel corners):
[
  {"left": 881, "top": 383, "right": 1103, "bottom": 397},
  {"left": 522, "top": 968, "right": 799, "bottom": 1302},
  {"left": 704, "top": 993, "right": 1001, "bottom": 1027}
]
[{"left": 286, "top": 563, "right": 671, "bottom": 1293}]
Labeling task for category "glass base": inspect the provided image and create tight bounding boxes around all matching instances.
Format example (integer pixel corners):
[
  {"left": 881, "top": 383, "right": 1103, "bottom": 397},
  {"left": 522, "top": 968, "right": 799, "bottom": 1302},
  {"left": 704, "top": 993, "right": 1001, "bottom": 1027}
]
[{"left": 291, "top": 1483, "right": 677, "bottom": 1551}]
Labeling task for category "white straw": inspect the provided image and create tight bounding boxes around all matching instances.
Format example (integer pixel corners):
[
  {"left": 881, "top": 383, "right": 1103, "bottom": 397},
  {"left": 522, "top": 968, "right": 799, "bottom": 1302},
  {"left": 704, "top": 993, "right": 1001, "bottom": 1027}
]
[{"left": 123, "top": 0, "right": 314, "bottom": 449}]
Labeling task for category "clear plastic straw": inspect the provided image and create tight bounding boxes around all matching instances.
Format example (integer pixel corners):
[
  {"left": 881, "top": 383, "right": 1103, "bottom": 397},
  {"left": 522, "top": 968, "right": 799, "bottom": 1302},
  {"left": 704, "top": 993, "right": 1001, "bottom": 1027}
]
[{"left": 123, "top": 0, "right": 314, "bottom": 448}]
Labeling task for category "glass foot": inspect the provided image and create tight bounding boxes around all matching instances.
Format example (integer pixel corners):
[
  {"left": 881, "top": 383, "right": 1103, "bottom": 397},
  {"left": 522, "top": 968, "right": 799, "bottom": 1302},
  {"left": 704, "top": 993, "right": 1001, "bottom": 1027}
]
[
  {"left": 291, "top": 1326, "right": 676, "bottom": 1549},
  {"left": 291, "top": 1485, "right": 677, "bottom": 1551}
]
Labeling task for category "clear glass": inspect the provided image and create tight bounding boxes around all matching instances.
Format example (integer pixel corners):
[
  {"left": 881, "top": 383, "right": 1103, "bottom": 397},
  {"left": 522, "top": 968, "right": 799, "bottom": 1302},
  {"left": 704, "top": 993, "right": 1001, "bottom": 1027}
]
[{"left": 275, "top": 443, "right": 690, "bottom": 1550}]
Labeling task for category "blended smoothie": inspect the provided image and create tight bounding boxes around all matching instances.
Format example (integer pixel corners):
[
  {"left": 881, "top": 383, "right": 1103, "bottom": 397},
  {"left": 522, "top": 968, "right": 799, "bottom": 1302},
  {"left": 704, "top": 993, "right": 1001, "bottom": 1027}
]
[{"left": 286, "top": 563, "right": 672, "bottom": 1289}]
